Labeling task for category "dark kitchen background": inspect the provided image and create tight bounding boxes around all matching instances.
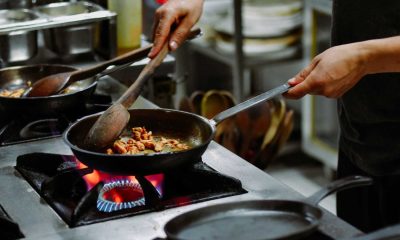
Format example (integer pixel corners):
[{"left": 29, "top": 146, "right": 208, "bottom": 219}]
[{"left": 0, "top": 0, "right": 353, "bottom": 239}]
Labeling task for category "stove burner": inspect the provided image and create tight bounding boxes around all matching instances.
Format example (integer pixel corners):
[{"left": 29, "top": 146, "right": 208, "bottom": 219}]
[
  {"left": 0, "top": 94, "right": 112, "bottom": 146},
  {"left": 97, "top": 180, "right": 146, "bottom": 213},
  {"left": 19, "top": 118, "right": 64, "bottom": 139},
  {"left": 15, "top": 153, "right": 247, "bottom": 227}
]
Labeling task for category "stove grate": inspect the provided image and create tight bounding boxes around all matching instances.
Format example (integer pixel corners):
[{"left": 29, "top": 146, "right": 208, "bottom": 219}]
[{"left": 15, "top": 152, "right": 247, "bottom": 227}]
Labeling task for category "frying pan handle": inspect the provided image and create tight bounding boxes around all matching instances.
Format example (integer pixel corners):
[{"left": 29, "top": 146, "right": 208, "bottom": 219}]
[
  {"left": 211, "top": 83, "right": 291, "bottom": 125},
  {"left": 340, "top": 223, "right": 400, "bottom": 240},
  {"left": 306, "top": 175, "right": 372, "bottom": 206}
]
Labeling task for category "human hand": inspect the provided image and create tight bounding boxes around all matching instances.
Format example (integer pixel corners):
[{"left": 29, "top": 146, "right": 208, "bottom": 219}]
[
  {"left": 148, "top": 0, "right": 204, "bottom": 58},
  {"left": 284, "top": 43, "right": 369, "bottom": 99}
]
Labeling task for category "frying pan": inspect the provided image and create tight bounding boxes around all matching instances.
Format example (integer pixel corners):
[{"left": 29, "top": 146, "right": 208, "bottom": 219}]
[
  {"left": 0, "top": 64, "right": 96, "bottom": 118},
  {"left": 63, "top": 83, "right": 291, "bottom": 175},
  {"left": 0, "top": 46, "right": 151, "bottom": 118},
  {"left": 162, "top": 175, "right": 372, "bottom": 240}
]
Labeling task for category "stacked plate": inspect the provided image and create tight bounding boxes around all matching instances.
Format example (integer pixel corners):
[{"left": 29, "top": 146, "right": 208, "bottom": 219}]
[{"left": 214, "top": 0, "right": 303, "bottom": 57}]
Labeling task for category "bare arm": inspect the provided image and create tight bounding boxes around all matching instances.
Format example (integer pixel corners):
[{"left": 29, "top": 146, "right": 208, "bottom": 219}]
[
  {"left": 148, "top": 0, "right": 204, "bottom": 58},
  {"left": 285, "top": 36, "right": 400, "bottom": 99},
  {"left": 364, "top": 36, "right": 400, "bottom": 73}
]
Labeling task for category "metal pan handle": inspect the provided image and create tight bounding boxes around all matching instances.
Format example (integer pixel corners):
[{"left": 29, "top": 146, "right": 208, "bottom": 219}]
[
  {"left": 340, "top": 223, "right": 400, "bottom": 240},
  {"left": 306, "top": 175, "right": 372, "bottom": 206},
  {"left": 211, "top": 83, "right": 291, "bottom": 126}
]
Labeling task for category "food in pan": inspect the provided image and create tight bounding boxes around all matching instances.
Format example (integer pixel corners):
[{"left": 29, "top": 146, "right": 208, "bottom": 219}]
[
  {"left": 0, "top": 88, "right": 26, "bottom": 98},
  {"left": 106, "top": 127, "right": 190, "bottom": 155},
  {"left": 0, "top": 81, "right": 32, "bottom": 98},
  {"left": 0, "top": 82, "right": 80, "bottom": 98}
]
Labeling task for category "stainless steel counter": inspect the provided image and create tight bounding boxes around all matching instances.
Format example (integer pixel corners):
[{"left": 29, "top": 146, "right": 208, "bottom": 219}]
[
  {"left": 0, "top": 137, "right": 362, "bottom": 240},
  {"left": 0, "top": 76, "right": 361, "bottom": 239}
]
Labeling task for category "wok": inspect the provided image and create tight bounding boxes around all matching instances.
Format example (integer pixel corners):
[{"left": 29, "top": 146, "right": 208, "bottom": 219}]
[
  {"left": 0, "top": 64, "right": 96, "bottom": 118},
  {"left": 162, "top": 175, "right": 372, "bottom": 240},
  {"left": 64, "top": 83, "right": 291, "bottom": 175}
]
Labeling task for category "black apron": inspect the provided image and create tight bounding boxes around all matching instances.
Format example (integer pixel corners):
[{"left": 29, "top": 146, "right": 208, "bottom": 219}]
[
  {"left": 333, "top": 0, "right": 400, "bottom": 176},
  {"left": 333, "top": 0, "right": 400, "bottom": 232}
]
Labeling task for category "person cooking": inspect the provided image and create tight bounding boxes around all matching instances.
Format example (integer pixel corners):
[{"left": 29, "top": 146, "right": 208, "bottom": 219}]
[
  {"left": 285, "top": 1, "right": 400, "bottom": 233},
  {"left": 149, "top": 0, "right": 400, "bottom": 233}
]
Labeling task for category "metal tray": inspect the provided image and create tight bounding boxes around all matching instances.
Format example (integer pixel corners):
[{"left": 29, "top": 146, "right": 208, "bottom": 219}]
[{"left": 0, "top": 1, "right": 116, "bottom": 35}]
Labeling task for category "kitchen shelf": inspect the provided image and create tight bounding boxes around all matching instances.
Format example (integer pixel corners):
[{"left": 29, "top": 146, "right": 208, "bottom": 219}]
[
  {"left": 189, "top": 39, "right": 302, "bottom": 69},
  {"left": 185, "top": 0, "right": 303, "bottom": 101}
]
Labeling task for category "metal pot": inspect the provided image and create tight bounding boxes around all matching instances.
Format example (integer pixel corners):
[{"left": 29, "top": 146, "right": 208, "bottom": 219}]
[
  {"left": 0, "top": 9, "right": 39, "bottom": 63},
  {"left": 34, "top": 1, "right": 103, "bottom": 57},
  {"left": 0, "top": 0, "right": 32, "bottom": 9}
]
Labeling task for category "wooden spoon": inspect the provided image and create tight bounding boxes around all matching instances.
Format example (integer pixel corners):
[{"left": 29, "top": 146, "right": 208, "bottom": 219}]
[
  {"left": 235, "top": 100, "right": 271, "bottom": 161},
  {"left": 217, "top": 91, "right": 238, "bottom": 152},
  {"left": 201, "top": 90, "right": 229, "bottom": 119},
  {"left": 84, "top": 28, "right": 202, "bottom": 150},
  {"left": 25, "top": 45, "right": 153, "bottom": 97},
  {"left": 84, "top": 44, "right": 170, "bottom": 150},
  {"left": 189, "top": 91, "right": 205, "bottom": 115},
  {"left": 178, "top": 96, "right": 195, "bottom": 113}
]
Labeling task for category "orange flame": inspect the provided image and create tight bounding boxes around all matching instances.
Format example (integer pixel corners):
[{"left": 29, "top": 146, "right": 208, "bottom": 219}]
[{"left": 76, "top": 159, "right": 164, "bottom": 196}]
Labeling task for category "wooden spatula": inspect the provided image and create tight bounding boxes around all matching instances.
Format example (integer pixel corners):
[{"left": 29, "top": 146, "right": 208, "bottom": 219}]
[{"left": 84, "top": 28, "right": 202, "bottom": 150}]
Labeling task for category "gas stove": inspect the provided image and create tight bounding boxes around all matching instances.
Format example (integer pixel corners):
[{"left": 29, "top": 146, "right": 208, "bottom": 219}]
[
  {"left": 14, "top": 152, "right": 245, "bottom": 229},
  {"left": 0, "top": 78, "right": 362, "bottom": 240}
]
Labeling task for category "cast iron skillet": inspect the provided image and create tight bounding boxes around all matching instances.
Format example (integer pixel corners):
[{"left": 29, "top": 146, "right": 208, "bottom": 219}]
[
  {"left": 63, "top": 83, "right": 291, "bottom": 175},
  {"left": 161, "top": 175, "right": 372, "bottom": 240},
  {"left": 0, "top": 64, "right": 96, "bottom": 118}
]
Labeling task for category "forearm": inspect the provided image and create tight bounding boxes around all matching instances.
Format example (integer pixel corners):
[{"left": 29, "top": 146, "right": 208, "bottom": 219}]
[{"left": 359, "top": 36, "right": 400, "bottom": 74}]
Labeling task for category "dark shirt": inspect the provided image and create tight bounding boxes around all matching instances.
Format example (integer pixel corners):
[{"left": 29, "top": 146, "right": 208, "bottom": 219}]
[{"left": 332, "top": 0, "right": 400, "bottom": 176}]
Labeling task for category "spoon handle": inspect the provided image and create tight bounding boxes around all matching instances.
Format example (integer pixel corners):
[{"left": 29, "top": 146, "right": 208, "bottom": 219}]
[
  {"left": 70, "top": 28, "right": 202, "bottom": 83},
  {"left": 70, "top": 45, "right": 153, "bottom": 81},
  {"left": 116, "top": 28, "right": 202, "bottom": 108},
  {"left": 116, "top": 43, "right": 169, "bottom": 108}
]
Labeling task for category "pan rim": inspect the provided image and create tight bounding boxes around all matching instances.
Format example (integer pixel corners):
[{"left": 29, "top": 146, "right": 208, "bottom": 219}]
[{"left": 63, "top": 108, "right": 216, "bottom": 158}]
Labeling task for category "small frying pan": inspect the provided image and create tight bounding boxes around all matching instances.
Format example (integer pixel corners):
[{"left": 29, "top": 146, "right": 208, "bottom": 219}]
[
  {"left": 64, "top": 83, "right": 291, "bottom": 175},
  {"left": 162, "top": 175, "right": 372, "bottom": 240},
  {"left": 0, "top": 64, "right": 97, "bottom": 118}
]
